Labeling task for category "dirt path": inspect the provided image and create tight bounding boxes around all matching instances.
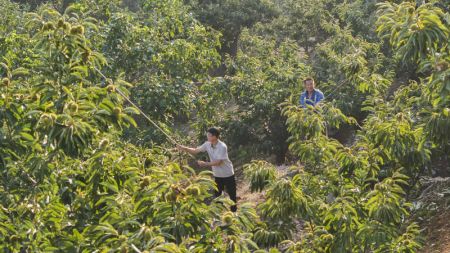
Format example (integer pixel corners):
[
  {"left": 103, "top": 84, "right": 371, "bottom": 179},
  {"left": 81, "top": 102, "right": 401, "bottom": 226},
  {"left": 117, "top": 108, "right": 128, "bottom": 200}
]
[{"left": 236, "top": 164, "right": 290, "bottom": 207}]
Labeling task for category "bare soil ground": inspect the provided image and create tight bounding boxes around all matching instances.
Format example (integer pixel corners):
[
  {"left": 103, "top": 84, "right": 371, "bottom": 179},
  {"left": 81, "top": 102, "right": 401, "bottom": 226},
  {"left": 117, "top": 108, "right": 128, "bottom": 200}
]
[
  {"left": 420, "top": 210, "right": 450, "bottom": 253},
  {"left": 236, "top": 164, "right": 290, "bottom": 207},
  {"left": 418, "top": 177, "right": 450, "bottom": 253}
]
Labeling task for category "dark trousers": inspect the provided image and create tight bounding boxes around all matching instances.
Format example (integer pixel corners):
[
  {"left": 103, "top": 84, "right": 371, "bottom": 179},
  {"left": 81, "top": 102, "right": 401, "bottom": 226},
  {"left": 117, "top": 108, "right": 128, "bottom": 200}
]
[{"left": 214, "top": 175, "right": 237, "bottom": 212}]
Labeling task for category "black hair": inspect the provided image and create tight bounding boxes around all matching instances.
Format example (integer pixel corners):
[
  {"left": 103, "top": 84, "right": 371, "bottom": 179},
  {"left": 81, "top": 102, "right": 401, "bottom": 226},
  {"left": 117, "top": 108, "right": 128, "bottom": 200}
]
[
  {"left": 303, "top": 77, "right": 315, "bottom": 85},
  {"left": 207, "top": 127, "right": 220, "bottom": 138}
]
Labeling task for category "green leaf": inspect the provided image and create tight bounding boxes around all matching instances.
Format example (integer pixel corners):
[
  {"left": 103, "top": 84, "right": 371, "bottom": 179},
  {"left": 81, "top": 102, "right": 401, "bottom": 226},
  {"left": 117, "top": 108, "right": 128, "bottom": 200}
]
[{"left": 20, "top": 132, "right": 34, "bottom": 141}]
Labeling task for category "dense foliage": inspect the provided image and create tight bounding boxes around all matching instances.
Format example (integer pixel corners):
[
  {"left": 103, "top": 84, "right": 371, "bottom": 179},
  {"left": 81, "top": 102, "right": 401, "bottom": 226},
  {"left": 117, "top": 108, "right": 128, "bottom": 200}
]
[{"left": 1, "top": 0, "right": 449, "bottom": 252}]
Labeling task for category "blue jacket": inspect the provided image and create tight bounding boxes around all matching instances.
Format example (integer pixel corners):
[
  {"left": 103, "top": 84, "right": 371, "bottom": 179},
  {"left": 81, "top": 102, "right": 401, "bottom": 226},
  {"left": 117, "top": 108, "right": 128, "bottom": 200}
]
[{"left": 299, "top": 89, "right": 324, "bottom": 107}]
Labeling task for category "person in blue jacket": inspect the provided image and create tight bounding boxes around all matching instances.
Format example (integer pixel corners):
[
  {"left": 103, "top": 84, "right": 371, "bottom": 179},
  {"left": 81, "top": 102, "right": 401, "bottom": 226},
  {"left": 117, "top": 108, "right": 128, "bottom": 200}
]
[{"left": 299, "top": 77, "right": 324, "bottom": 107}]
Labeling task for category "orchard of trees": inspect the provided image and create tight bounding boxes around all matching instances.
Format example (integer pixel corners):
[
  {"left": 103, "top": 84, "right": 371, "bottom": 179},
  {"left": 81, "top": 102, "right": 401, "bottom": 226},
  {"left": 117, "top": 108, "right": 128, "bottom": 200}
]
[{"left": 0, "top": 0, "right": 449, "bottom": 252}]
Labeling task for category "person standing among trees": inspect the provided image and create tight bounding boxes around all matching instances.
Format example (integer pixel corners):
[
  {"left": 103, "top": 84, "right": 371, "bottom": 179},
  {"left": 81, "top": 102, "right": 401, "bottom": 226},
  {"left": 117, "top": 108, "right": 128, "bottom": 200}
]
[
  {"left": 299, "top": 77, "right": 324, "bottom": 107},
  {"left": 177, "top": 127, "right": 237, "bottom": 212}
]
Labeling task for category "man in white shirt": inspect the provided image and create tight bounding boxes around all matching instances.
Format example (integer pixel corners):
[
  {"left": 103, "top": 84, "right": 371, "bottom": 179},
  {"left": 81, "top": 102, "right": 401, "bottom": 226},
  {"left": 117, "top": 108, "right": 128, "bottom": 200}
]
[{"left": 177, "top": 127, "right": 237, "bottom": 212}]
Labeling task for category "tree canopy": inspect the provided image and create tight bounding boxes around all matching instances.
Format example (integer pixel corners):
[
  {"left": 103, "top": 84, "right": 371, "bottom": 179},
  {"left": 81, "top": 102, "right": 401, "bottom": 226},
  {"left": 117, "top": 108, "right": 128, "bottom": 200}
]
[{"left": 1, "top": 0, "right": 449, "bottom": 252}]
